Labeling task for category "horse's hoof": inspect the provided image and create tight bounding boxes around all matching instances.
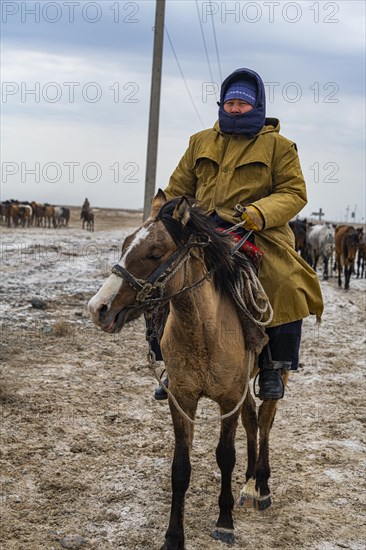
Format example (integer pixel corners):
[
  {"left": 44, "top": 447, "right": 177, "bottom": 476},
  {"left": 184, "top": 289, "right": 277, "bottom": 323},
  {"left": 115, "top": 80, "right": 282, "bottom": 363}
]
[
  {"left": 160, "top": 535, "right": 184, "bottom": 550},
  {"left": 239, "top": 479, "right": 272, "bottom": 512},
  {"left": 160, "top": 542, "right": 184, "bottom": 550},
  {"left": 211, "top": 528, "right": 235, "bottom": 545},
  {"left": 253, "top": 494, "right": 272, "bottom": 511},
  {"left": 238, "top": 493, "right": 254, "bottom": 508},
  {"left": 239, "top": 492, "right": 272, "bottom": 511}
]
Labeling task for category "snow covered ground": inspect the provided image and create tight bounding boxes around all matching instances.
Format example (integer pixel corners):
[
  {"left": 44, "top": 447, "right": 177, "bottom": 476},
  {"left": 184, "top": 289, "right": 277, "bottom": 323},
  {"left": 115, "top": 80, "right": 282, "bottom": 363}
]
[{"left": 1, "top": 208, "right": 365, "bottom": 549}]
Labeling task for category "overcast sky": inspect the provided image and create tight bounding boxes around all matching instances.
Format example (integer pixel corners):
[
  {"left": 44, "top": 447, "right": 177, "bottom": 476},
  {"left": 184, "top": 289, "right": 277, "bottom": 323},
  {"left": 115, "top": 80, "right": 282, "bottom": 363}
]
[{"left": 1, "top": 0, "right": 365, "bottom": 222}]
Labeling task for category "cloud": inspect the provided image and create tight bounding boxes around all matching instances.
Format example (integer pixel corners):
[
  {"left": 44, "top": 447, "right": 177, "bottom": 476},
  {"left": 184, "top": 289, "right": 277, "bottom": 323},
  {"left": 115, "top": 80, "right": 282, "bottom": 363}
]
[{"left": 1, "top": 0, "right": 365, "bottom": 222}]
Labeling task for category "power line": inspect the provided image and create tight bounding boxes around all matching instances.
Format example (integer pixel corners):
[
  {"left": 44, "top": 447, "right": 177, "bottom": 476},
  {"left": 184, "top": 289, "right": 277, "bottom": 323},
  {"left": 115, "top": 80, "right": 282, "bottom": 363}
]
[
  {"left": 165, "top": 26, "right": 206, "bottom": 129},
  {"left": 208, "top": 0, "right": 222, "bottom": 83},
  {"left": 195, "top": 0, "right": 217, "bottom": 99}
]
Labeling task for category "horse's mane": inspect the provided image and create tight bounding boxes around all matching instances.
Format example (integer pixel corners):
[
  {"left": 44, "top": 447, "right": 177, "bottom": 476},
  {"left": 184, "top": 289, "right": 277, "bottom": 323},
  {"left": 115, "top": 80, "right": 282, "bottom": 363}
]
[{"left": 157, "top": 197, "right": 251, "bottom": 298}]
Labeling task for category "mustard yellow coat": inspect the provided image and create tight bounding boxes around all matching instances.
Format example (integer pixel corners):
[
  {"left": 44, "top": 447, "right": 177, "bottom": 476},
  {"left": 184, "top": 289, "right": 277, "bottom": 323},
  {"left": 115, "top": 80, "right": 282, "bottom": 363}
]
[{"left": 165, "top": 118, "right": 324, "bottom": 326}]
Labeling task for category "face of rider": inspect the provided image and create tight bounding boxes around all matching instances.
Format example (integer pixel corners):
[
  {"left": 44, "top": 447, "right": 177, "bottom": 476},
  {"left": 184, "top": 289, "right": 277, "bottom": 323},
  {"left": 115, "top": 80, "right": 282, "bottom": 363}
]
[{"left": 223, "top": 99, "right": 254, "bottom": 115}]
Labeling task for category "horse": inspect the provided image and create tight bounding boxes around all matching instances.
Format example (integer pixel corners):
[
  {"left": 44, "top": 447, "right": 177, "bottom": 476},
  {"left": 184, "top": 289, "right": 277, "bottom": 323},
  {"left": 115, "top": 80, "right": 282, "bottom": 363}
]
[
  {"left": 81, "top": 208, "right": 94, "bottom": 231},
  {"left": 43, "top": 204, "right": 55, "bottom": 228},
  {"left": 54, "top": 206, "right": 70, "bottom": 228},
  {"left": 289, "top": 217, "right": 310, "bottom": 262},
  {"left": 18, "top": 204, "right": 32, "bottom": 227},
  {"left": 306, "top": 223, "right": 334, "bottom": 280},
  {"left": 81, "top": 199, "right": 94, "bottom": 231},
  {"left": 8, "top": 202, "right": 20, "bottom": 226},
  {"left": 88, "top": 190, "right": 288, "bottom": 549},
  {"left": 31, "top": 201, "right": 46, "bottom": 227},
  {"left": 356, "top": 228, "right": 365, "bottom": 278},
  {"left": 335, "top": 224, "right": 359, "bottom": 289}
]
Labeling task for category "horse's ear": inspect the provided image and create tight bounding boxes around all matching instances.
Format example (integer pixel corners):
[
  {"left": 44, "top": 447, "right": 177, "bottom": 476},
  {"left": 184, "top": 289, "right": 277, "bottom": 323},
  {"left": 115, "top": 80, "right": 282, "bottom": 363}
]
[
  {"left": 172, "top": 196, "right": 190, "bottom": 227},
  {"left": 148, "top": 189, "right": 167, "bottom": 219}
]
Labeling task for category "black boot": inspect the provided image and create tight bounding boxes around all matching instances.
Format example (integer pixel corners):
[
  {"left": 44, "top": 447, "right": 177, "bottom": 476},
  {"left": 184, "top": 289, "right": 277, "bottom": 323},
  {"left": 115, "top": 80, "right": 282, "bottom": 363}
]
[
  {"left": 255, "top": 344, "right": 290, "bottom": 400},
  {"left": 154, "top": 377, "right": 168, "bottom": 401},
  {"left": 257, "top": 368, "right": 285, "bottom": 400}
]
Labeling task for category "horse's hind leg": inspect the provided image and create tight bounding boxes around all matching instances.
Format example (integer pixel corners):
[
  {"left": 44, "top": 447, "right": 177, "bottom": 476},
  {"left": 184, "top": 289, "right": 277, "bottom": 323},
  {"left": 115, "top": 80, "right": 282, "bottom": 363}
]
[
  {"left": 238, "top": 391, "right": 258, "bottom": 508},
  {"left": 244, "top": 370, "right": 289, "bottom": 512},
  {"left": 253, "top": 369, "right": 289, "bottom": 512},
  {"left": 253, "top": 398, "right": 279, "bottom": 510},
  {"left": 162, "top": 397, "right": 197, "bottom": 550},
  {"left": 212, "top": 406, "right": 241, "bottom": 545}
]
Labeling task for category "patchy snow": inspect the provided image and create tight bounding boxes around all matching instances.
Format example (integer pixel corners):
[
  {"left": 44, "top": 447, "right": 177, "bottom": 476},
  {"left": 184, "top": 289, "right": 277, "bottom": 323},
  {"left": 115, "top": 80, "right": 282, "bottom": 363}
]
[{"left": 1, "top": 208, "right": 365, "bottom": 549}]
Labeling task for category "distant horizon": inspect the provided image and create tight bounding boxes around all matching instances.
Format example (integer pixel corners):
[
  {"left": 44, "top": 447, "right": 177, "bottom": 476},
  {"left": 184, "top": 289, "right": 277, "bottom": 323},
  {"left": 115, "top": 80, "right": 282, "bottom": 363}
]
[{"left": 1, "top": 198, "right": 363, "bottom": 227}]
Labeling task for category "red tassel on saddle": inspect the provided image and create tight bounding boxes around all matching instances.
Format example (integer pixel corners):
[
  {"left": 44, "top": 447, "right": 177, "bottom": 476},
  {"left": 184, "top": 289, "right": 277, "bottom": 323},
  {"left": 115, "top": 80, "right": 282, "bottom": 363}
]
[{"left": 216, "top": 228, "right": 264, "bottom": 269}]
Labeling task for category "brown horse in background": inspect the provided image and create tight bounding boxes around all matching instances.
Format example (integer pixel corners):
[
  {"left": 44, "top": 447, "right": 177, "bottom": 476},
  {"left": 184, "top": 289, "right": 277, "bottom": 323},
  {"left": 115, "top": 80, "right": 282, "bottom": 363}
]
[
  {"left": 88, "top": 190, "right": 287, "bottom": 549},
  {"left": 31, "top": 201, "right": 46, "bottom": 226},
  {"left": 289, "top": 218, "right": 310, "bottom": 262},
  {"left": 356, "top": 228, "right": 365, "bottom": 278},
  {"left": 335, "top": 225, "right": 359, "bottom": 289}
]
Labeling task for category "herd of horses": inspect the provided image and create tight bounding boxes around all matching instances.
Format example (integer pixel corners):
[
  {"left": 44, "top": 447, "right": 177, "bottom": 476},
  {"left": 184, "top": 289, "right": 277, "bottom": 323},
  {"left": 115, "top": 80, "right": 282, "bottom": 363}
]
[
  {"left": 0, "top": 199, "right": 70, "bottom": 228},
  {"left": 1, "top": 198, "right": 95, "bottom": 232},
  {"left": 289, "top": 218, "right": 365, "bottom": 289}
]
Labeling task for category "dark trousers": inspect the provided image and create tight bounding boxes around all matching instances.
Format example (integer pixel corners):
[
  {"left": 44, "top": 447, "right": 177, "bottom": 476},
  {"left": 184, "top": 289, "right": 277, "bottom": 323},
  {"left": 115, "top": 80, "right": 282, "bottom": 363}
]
[{"left": 260, "top": 320, "right": 302, "bottom": 371}]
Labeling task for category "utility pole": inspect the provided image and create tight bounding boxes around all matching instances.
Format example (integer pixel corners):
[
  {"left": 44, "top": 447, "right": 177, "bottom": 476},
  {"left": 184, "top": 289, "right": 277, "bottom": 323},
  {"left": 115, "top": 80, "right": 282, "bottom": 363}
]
[
  {"left": 143, "top": 0, "right": 165, "bottom": 220},
  {"left": 311, "top": 208, "right": 325, "bottom": 222},
  {"left": 351, "top": 204, "right": 357, "bottom": 222},
  {"left": 345, "top": 205, "right": 350, "bottom": 222}
]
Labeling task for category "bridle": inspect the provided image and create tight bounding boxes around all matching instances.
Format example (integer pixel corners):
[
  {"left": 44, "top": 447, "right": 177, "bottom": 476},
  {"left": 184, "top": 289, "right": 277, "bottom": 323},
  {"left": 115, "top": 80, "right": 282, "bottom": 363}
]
[{"left": 110, "top": 234, "right": 212, "bottom": 305}]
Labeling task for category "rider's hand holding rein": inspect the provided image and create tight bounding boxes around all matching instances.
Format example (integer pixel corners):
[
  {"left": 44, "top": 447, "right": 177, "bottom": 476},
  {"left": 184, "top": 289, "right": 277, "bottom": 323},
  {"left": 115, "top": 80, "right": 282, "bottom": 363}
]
[{"left": 241, "top": 205, "right": 265, "bottom": 231}]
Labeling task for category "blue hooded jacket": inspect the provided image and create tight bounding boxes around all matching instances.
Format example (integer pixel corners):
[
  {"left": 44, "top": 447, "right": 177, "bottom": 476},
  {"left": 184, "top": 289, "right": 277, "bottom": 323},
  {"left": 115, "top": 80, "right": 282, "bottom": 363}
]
[{"left": 218, "top": 68, "right": 266, "bottom": 137}]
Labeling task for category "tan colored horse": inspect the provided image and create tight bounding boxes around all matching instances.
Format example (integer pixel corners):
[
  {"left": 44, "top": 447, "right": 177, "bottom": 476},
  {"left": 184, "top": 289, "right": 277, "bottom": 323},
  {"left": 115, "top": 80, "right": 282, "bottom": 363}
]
[{"left": 88, "top": 191, "right": 286, "bottom": 549}]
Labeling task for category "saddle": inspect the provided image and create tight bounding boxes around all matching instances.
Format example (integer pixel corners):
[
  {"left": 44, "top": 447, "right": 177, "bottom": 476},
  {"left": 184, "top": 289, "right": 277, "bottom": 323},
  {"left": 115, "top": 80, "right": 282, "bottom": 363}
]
[{"left": 216, "top": 227, "right": 269, "bottom": 355}]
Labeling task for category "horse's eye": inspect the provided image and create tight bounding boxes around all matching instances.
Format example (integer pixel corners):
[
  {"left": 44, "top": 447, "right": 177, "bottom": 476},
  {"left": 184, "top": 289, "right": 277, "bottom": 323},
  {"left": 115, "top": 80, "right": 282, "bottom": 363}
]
[{"left": 146, "top": 253, "right": 163, "bottom": 261}]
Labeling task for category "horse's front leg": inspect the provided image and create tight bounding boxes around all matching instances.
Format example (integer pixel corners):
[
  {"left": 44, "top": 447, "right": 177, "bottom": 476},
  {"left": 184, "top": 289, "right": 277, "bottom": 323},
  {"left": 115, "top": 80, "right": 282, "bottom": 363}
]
[
  {"left": 162, "top": 396, "right": 197, "bottom": 550},
  {"left": 337, "top": 260, "right": 342, "bottom": 287},
  {"left": 344, "top": 264, "right": 350, "bottom": 290},
  {"left": 211, "top": 404, "right": 241, "bottom": 545}
]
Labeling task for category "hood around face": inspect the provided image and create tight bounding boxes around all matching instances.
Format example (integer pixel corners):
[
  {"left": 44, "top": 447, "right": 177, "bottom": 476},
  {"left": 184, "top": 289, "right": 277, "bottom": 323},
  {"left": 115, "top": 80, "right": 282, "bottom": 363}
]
[{"left": 218, "top": 68, "right": 266, "bottom": 137}]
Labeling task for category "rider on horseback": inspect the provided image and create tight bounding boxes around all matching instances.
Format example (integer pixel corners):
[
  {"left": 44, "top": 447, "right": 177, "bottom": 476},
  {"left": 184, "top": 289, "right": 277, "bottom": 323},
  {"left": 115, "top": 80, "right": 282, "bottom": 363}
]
[{"left": 153, "top": 68, "right": 323, "bottom": 401}]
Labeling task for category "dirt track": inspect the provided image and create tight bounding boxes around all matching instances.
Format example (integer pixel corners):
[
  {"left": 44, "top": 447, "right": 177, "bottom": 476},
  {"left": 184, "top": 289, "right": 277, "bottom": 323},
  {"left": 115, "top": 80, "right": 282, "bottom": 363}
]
[{"left": 1, "top": 208, "right": 365, "bottom": 550}]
